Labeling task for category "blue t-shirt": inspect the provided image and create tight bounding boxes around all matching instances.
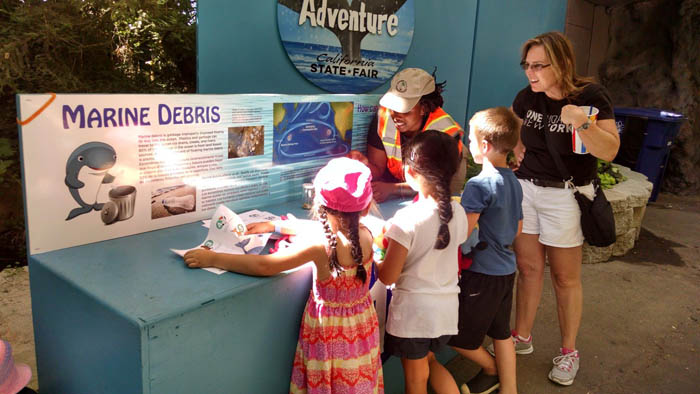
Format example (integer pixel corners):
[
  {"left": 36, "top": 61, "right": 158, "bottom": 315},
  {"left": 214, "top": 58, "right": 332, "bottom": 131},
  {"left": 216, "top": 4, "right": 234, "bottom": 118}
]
[{"left": 460, "top": 166, "right": 523, "bottom": 275}]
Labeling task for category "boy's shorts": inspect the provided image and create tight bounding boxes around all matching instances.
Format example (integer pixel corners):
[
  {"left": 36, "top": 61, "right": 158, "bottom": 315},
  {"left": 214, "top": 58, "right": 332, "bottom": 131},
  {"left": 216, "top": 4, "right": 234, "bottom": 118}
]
[
  {"left": 448, "top": 270, "right": 515, "bottom": 350},
  {"left": 519, "top": 179, "right": 595, "bottom": 248},
  {"left": 384, "top": 333, "right": 452, "bottom": 360}
]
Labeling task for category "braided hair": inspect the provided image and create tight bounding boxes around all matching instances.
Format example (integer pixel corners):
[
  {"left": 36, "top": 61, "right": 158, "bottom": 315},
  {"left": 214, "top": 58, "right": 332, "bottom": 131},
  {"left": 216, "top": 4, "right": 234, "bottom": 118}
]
[
  {"left": 317, "top": 205, "right": 367, "bottom": 283},
  {"left": 402, "top": 130, "right": 460, "bottom": 249}
]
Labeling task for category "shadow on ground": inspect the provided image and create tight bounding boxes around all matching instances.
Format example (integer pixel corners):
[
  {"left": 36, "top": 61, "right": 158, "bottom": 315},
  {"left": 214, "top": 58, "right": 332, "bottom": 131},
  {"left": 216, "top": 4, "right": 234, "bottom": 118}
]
[{"left": 619, "top": 228, "right": 685, "bottom": 266}]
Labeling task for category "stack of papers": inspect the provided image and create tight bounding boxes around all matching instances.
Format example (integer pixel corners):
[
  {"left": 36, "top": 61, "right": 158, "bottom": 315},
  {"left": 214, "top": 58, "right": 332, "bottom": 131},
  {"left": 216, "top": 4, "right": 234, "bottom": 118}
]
[{"left": 172, "top": 206, "right": 280, "bottom": 275}]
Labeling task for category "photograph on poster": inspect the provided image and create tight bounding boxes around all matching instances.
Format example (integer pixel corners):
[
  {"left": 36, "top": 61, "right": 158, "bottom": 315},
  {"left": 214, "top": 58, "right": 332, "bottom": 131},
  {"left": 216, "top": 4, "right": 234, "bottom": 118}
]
[
  {"left": 151, "top": 184, "right": 196, "bottom": 219},
  {"left": 227, "top": 125, "right": 264, "bottom": 159},
  {"left": 272, "top": 101, "right": 353, "bottom": 164}
]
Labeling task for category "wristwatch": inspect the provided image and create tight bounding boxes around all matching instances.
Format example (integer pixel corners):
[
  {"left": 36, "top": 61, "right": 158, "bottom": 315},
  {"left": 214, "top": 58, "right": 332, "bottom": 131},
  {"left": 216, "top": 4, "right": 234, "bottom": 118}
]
[{"left": 578, "top": 120, "right": 591, "bottom": 130}]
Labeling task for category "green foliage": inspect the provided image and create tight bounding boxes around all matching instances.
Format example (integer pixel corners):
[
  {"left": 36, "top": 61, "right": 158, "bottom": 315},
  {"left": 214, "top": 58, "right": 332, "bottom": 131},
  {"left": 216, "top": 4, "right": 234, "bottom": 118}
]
[
  {"left": 0, "top": 0, "right": 197, "bottom": 266},
  {"left": 598, "top": 159, "right": 626, "bottom": 189},
  {"left": 465, "top": 151, "right": 517, "bottom": 182},
  {"left": 0, "top": 137, "right": 16, "bottom": 184},
  {"left": 466, "top": 151, "right": 481, "bottom": 180}
]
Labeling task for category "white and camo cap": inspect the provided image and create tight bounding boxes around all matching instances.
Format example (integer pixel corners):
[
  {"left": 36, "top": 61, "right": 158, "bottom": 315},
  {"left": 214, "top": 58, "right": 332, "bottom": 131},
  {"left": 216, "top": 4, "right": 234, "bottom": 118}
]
[{"left": 379, "top": 68, "right": 435, "bottom": 113}]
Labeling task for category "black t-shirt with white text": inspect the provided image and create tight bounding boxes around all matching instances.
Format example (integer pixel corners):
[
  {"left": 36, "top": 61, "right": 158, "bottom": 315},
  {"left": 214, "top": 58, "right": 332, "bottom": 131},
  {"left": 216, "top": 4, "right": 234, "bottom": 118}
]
[{"left": 512, "top": 83, "right": 614, "bottom": 184}]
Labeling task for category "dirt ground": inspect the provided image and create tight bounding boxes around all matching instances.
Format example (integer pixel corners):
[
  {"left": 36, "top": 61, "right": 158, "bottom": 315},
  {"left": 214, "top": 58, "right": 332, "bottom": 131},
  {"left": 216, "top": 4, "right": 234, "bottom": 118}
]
[{"left": 1, "top": 192, "right": 698, "bottom": 393}]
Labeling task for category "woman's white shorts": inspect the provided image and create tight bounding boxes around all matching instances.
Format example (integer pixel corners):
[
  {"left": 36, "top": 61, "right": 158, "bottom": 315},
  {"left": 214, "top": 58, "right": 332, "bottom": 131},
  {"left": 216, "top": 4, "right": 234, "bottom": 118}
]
[{"left": 518, "top": 179, "right": 595, "bottom": 248}]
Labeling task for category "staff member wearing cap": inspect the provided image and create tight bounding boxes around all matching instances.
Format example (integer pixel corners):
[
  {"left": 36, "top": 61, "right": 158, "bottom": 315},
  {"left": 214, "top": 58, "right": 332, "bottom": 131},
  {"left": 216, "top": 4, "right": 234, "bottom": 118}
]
[{"left": 349, "top": 68, "right": 466, "bottom": 202}]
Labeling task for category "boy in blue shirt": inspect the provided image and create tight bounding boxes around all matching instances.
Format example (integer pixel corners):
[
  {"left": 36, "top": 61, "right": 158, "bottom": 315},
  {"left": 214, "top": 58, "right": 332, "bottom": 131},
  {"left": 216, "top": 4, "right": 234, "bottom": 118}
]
[{"left": 448, "top": 107, "right": 523, "bottom": 394}]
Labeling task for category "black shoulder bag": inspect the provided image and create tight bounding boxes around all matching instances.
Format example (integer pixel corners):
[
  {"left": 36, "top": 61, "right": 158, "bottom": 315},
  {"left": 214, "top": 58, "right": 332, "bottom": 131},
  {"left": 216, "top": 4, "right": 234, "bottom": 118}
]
[{"left": 543, "top": 129, "right": 616, "bottom": 247}]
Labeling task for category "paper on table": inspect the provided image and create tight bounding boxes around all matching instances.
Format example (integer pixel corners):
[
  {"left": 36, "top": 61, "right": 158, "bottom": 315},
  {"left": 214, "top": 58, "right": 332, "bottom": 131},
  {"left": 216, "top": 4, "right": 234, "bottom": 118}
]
[
  {"left": 239, "top": 209, "right": 281, "bottom": 224},
  {"left": 173, "top": 205, "right": 278, "bottom": 275},
  {"left": 202, "top": 209, "right": 280, "bottom": 228}
]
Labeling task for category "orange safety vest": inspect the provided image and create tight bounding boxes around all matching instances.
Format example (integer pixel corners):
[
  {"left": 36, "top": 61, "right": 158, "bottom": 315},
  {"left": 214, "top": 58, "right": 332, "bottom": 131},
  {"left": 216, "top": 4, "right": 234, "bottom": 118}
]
[{"left": 377, "top": 106, "right": 464, "bottom": 180}]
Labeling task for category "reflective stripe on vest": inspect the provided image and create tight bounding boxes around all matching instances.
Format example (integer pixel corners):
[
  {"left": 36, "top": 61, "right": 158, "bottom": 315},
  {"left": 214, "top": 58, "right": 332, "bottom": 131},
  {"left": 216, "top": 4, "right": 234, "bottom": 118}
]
[{"left": 377, "top": 106, "right": 464, "bottom": 180}]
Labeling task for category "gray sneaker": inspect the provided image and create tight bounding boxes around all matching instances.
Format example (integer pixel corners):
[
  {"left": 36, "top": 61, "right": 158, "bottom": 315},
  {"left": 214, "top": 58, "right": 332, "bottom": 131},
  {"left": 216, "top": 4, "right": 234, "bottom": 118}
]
[
  {"left": 486, "top": 332, "right": 533, "bottom": 356},
  {"left": 548, "top": 350, "right": 580, "bottom": 386}
]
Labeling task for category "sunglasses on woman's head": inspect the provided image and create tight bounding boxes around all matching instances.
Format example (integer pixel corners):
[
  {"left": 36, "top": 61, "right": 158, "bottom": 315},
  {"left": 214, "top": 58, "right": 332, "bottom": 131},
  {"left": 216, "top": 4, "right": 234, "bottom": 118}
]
[{"left": 520, "top": 62, "right": 551, "bottom": 72}]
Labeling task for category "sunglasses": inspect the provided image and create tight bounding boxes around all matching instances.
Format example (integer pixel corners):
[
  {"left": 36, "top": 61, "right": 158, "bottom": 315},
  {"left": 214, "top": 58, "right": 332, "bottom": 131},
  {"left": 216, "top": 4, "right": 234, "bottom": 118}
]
[{"left": 520, "top": 62, "right": 551, "bottom": 72}]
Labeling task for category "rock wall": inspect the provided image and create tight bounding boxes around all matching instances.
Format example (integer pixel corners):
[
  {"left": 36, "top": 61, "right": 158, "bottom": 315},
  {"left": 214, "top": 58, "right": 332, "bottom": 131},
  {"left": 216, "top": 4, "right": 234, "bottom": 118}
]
[{"left": 598, "top": 0, "right": 700, "bottom": 195}]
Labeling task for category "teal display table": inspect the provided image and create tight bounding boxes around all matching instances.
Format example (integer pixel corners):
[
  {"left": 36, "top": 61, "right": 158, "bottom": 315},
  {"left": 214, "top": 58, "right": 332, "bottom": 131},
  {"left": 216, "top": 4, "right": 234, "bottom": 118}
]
[{"left": 29, "top": 199, "right": 452, "bottom": 393}]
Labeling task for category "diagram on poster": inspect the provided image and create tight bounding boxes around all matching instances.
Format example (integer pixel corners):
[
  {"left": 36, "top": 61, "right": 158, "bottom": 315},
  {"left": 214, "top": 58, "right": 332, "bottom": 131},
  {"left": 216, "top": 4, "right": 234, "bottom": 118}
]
[{"left": 273, "top": 101, "right": 353, "bottom": 164}]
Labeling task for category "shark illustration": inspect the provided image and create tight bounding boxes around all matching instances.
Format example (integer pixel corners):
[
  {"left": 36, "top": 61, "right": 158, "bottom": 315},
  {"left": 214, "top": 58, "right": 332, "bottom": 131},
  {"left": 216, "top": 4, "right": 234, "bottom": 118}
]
[{"left": 65, "top": 142, "right": 117, "bottom": 220}]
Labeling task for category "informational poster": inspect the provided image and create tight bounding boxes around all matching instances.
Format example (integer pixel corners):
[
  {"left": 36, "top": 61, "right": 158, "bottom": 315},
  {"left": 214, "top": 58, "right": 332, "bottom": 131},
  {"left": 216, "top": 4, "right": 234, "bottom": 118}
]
[
  {"left": 17, "top": 93, "right": 379, "bottom": 254},
  {"left": 277, "top": 0, "right": 415, "bottom": 93}
]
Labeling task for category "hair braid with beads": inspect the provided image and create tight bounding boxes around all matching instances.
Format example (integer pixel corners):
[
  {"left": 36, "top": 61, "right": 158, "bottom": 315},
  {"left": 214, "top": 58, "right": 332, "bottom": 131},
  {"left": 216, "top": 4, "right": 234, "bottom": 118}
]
[
  {"left": 318, "top": 206, "right": 367, "bottom": 283},
  {"left": 402, "top": 130, "right": 460, "bottom": 249}
]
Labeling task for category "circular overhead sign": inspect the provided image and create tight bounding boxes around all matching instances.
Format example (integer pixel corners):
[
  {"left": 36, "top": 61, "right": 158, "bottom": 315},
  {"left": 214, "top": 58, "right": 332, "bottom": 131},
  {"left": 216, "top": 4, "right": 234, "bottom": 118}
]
[{"left": 277, "top": 0, "right": 415, "bottom": 93}]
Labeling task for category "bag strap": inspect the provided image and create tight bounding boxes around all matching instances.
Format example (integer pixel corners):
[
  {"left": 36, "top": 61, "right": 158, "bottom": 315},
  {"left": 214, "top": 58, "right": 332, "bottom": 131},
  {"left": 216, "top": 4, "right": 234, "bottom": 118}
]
[
  {"left": 542, "top": 127, "right": 601, "bottom": 193},
  {"left": 542, "top": 126, "right": 575, "bottom": 188}
]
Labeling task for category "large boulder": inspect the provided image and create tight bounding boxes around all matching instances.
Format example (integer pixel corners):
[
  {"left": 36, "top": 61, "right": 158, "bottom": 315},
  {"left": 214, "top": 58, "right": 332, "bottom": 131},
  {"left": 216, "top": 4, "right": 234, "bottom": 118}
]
[{"left": 582, "top": 166, "right": 653, "bottom": 264}]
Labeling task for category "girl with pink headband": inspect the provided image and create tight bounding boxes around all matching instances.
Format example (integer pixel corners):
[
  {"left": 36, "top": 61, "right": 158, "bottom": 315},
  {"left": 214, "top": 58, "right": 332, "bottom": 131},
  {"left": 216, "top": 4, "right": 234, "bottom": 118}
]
[{"left": 183, "top": 157, "right": 383, "bottom": 393}]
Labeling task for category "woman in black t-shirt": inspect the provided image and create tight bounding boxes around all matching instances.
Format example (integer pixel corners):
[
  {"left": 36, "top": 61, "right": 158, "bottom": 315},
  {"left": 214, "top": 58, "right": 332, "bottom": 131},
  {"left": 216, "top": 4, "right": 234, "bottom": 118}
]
[{"left": 508, "top": 32, "right": 619, "bottom": 387}]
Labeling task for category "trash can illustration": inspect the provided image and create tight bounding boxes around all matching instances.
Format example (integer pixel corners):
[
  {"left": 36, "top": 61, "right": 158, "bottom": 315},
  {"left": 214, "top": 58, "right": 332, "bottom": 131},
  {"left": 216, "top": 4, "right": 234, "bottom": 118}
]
[{"left": 613, "top": 107, "right": 685, "bottom": 202}]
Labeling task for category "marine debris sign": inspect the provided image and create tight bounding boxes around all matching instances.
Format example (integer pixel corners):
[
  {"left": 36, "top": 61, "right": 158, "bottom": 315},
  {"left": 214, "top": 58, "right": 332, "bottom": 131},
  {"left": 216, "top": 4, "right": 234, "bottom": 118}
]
[
  {"left": 17, "top": 93, "right": 379, "bottom": 254},
  {"left": 277, "top": 0, "right": 415, "bottom": 93}
]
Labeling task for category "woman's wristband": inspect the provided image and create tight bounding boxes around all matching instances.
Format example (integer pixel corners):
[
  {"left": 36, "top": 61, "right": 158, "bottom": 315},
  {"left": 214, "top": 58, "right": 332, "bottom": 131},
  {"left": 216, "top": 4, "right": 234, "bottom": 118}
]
[
  {"left": 578, "top": 119, "right": 592, "bottom": 130},
  {"left": 274, "top": 223, "right": 282, "bottom": 234}
]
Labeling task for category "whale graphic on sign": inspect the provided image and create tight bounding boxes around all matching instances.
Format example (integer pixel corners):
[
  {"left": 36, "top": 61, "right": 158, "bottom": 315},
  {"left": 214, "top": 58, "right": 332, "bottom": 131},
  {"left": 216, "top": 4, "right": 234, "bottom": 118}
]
[{"left": 64, "top": 142, "right": 117, "bottom": 220}]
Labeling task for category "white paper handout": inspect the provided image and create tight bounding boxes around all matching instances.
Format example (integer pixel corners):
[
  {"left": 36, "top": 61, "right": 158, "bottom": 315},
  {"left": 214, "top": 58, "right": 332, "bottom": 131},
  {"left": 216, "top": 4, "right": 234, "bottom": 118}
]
[
  {"left": 172, "top": 205, "right": 278, "bottom": 275},
  {"left": 201, "top": 209, "right": 280, "bottom": 229}
]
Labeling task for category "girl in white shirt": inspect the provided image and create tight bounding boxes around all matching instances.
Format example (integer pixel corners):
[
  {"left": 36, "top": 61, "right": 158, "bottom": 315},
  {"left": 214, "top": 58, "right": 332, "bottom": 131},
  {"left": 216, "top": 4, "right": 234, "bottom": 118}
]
[{"left": 377, "top": 130, "right": 468, "bottom": 394}]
